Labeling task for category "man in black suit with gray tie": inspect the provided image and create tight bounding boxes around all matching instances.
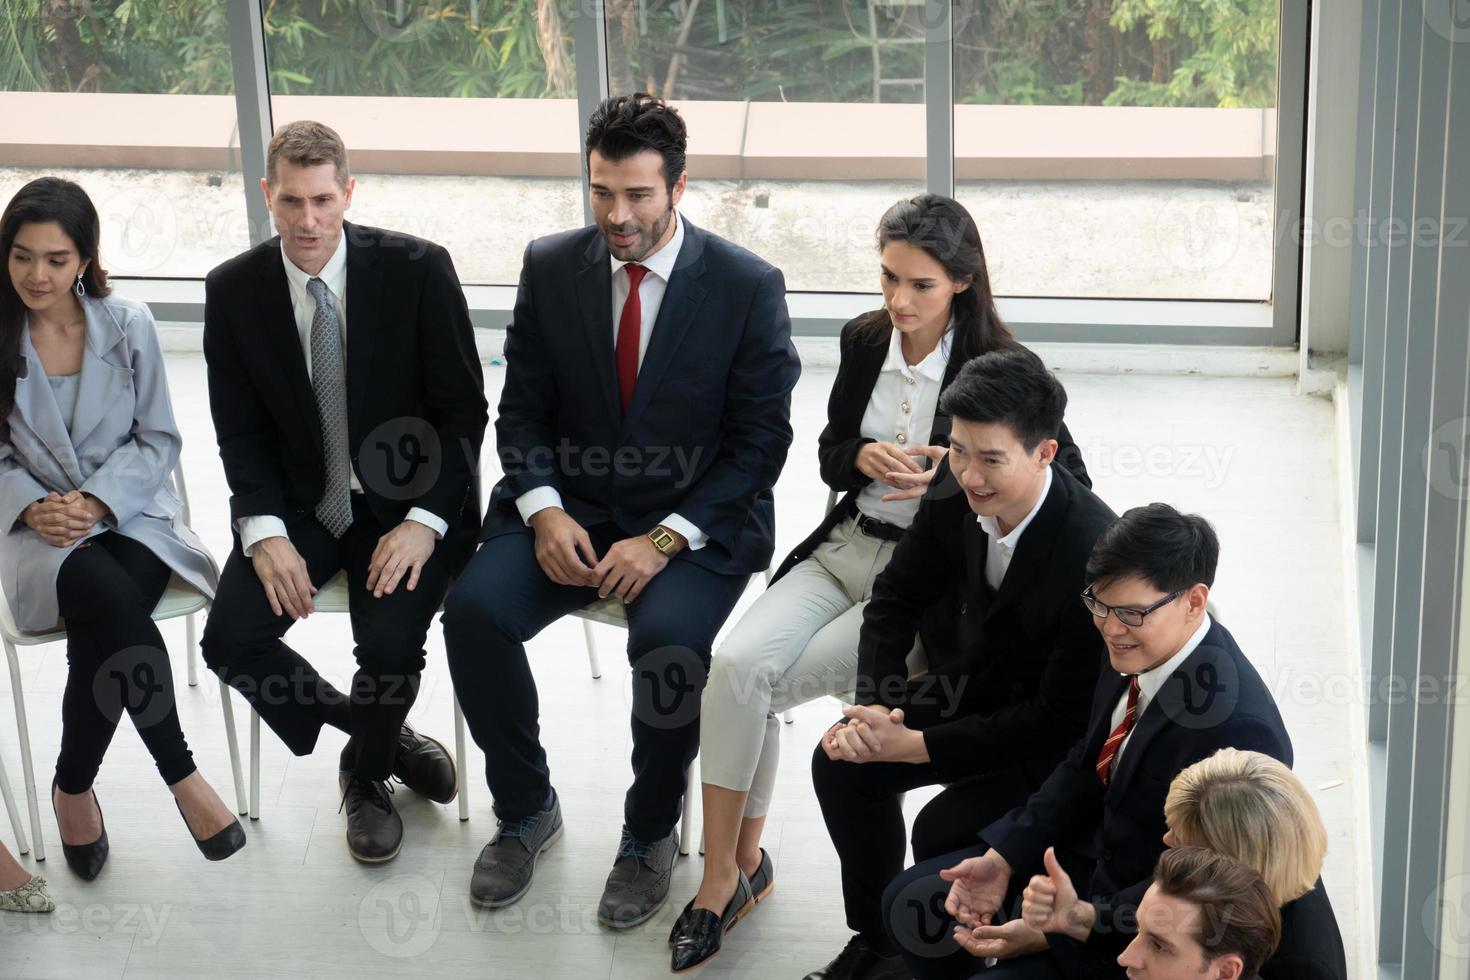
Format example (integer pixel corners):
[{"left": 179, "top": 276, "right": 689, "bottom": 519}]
[{"left": 201, "top": 120, "right": 488, "bottom": 865}]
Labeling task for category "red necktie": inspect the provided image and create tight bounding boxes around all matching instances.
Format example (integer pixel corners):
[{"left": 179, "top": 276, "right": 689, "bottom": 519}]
[
  {"left": 616, "top": 263, "right": 648, "bottom": 412},
  {"left": 1095, "top": 675, "right": 1141, "bottom": 785}
]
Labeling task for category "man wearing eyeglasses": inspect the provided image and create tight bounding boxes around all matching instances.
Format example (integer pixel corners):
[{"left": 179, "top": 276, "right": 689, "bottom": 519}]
[
  {"left": 804, "top": 350, "right": 1114, "bottom": 980},
  {"left": 879, "top": 503, "right": 1293, "bottom": 980}
]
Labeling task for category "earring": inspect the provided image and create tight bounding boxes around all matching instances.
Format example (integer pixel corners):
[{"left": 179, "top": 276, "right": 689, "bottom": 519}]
[{"left": 74, "top": 274, "right": 85, "bottom": 298}]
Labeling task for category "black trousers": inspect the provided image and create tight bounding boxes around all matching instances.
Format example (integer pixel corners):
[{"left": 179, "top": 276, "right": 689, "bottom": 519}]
[
  {"left": 442, "top": 525, "right": 748, "bottom": 842},
  {"left": 811, "top": 699, "right": 1045, "bottom": 943},
  {"left": 201, "top": 496, "right": 452, "bottom": 781},
  {"left": 54, "top": 532, "right": 191, "bottom": 793},
  {"left": 882, "top": 841, "right": 1102, "bottom": 980}
]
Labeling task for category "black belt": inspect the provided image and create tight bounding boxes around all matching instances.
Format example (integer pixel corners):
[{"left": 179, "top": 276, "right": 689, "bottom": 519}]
[{"left": 855, "top": 514, "right": 906, "bottom": 543}]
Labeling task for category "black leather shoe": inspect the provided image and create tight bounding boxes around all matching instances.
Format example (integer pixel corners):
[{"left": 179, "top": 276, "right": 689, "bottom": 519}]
[
  {"left": 338, "top": 772, "right": 403, "bottom": 863},
  {"left": 175, "top": 801, "right": 247, "bottom": 862},
  {"left": 51, "top": 778, "right": 108, "bottom": 881},
  {"left": 669, "top": 872, "right": 754, "bottom": 972},
  {"left": 803, "top": 934, "right": 908, "bottom": 980},
  {"left": 391, "top": 723, "right": 457, "bottom": 805},
  {"left": 597, "top": 828, "right": 679, "bottom": 928},
  {"left": 748, "top": 847, "right": 775, "bottom": 902}
]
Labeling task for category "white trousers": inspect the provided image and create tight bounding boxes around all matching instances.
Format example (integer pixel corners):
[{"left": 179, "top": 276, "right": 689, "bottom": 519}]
[{"left": 699, "top": 513, "right": 920, "bottom": 817}]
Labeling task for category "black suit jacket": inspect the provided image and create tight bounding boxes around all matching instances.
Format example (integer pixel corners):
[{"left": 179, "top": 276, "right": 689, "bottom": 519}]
[
  {"left": 772, "top": 314, "right": 1092, "bottom": 581},
  {"left": 854, "top": 457, "right": 1116, "bottom": 783},
  {"left": 983, "top": 619, "right": 1293, "bottom": 965},
  {"left": 1262, "top": 882, "right": 1348, "bottom": 980},
  {"left": 203, "top": 223, "right": 489, "bottom": 571},
  {"left": 483, "top": 217, "right": 800, "bottom": 575}
]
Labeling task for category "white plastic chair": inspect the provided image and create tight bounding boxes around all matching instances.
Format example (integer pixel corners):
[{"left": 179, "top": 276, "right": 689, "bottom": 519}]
[
  {"left": 239, "top": 569, "right": 472, "bottom": 822},
  {"left": 0, "top": 465, "right": 243, "bottom": 864}
]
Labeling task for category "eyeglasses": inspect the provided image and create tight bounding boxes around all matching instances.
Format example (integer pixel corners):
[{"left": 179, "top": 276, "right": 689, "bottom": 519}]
[{"left": 1080, "top": 587, "right": 1187, "bottom": 627}]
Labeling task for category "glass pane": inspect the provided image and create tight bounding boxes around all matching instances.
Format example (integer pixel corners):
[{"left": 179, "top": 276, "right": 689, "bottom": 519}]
[
  {"left": 0, "top": 1, "right": 250, "bottom": 278},
  {"left": 604, "top": 0, "right": 927, "bottom": 292},
  {"left": 265, "top": 0, "right": 582, "bottom": 286},
  {"left": 952, "top": 0, "right": 1279, "bottom": 300}
]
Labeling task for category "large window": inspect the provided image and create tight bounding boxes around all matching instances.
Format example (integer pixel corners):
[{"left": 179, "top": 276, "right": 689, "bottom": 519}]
[
  {"left": 0, "top": 1, "right": 251, "bottom": 278},
  {"left": 263, "top": 0, "right": 582, "bottom": 286},
  {"left": 952, "top": 0, "right": 1280, "bottom": 301},
  {"left": 603, "top": 0, "right": 927, "bottom": 293}
]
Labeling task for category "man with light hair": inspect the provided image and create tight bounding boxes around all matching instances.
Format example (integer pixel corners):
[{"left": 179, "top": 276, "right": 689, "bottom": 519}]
[{"left": 203, "top": 119, "right": 488, "bottom": 864}]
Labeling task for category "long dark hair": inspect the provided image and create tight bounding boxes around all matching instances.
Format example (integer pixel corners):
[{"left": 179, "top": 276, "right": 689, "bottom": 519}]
[
  {"left": 0, "top": 177, "right": 111, "bottom": 421},
  {"left": 856, "top": 193, "right": 1015, "bottom": 363}
]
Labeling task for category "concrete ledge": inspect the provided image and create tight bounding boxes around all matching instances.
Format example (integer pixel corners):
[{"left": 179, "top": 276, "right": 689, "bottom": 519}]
[{"left": 0, "top": 93, "right": 1275, "bottom": 182}]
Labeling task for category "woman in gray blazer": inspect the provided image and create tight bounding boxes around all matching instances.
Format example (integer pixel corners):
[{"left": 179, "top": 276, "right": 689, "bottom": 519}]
[{"left": 0, "top": 178, "right": 243, "bottom": 878}]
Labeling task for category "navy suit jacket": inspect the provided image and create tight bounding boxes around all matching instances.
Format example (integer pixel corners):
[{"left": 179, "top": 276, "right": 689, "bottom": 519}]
[
  {"left": 982, "top": 618, "right": 1293, "bottom": 967},
  {"left": 483, "top": 217, "right": 800, "bottom": 575}
]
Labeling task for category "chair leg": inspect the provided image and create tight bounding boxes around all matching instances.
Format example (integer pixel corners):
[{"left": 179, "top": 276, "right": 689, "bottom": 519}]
[
  {"left": 0, "top": 744, "right": 29, "bottom": 855},
  {"left": 583, "top": 620, "right": 602, "bottom": 679},
  {"left": 679, "top": 760, "right": 695, "bottom": 857},
  {"left": 249, "top": 709, "right": 261, "bottom": 821},
  {"left": 186, "top": 612, "right": 198, "bottom": 688},
  {"left": 218, "top": 679, "right": 247, "bottom": 817},
  {"left": 783, "top": 710, "right": 794, "bottom": 724},
  {"left": 4, "top": 639, "right": 44, "bottom": 862},
  {"left": 453, "top": 695, "right": 469, "bottom": 822}
]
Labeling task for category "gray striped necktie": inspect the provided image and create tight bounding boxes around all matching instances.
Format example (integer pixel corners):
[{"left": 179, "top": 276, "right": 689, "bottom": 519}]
[{"left": 307, "top": 276, "right": 352, "bottom": 538}]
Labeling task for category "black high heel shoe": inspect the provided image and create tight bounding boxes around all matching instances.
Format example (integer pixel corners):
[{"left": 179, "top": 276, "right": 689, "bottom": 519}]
[
  {"left": 51, "top": 778, "right": 108, "bottom": 881},
  {"left": 175, "top": 801, "right": 247, "bottom": 862}
]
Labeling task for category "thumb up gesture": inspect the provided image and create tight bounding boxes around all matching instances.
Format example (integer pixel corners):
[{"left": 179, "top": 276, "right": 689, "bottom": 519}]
[{"left": 1021, "top": 847, "right": 1094, "bottom": 942}]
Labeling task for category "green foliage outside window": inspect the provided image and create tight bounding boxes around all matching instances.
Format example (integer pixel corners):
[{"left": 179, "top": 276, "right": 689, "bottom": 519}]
[{"left": 0, "top": 0, "right": 1275, "bottom": 108}]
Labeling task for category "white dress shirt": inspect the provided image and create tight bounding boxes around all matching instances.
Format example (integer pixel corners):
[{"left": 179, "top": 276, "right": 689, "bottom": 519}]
[
  {"left": 975, "top": 466, "right": 1053, "bottom": 591},
  {"left": 1107, "top": 613, "right": 1214, "bottom": 767},
  {"left": 515, "top": 211, "right": 707, "bottom": 550},
  {"left": 236, "top": 235, "right": 447, "bottom": 557},
  {"left": 854, "top": 326, "right": 951, "bottom": 528}
]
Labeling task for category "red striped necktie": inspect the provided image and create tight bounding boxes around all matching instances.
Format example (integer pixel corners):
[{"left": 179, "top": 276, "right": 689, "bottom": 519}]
[{"left": 1095, "top": 675, "right": 1141, "bottom": 785}]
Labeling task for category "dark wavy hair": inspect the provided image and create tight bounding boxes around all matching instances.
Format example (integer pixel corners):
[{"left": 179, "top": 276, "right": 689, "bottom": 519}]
[
  {"left": 1085, "top": 502, "right": 1221, "bottom": 593},
  {"left": 0, "top": 177, "right": 111, "bottom": 422},
  {"left": 584, "top": 93, "right": 688, "bottom": 194},
  {"left": 856, "top": 194, "right": 1015, "bottom": 363}
]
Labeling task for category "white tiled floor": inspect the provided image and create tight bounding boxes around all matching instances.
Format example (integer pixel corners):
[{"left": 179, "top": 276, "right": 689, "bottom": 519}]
[{"left": 0, "top": 354, "right": 1361, "bottom": 979}]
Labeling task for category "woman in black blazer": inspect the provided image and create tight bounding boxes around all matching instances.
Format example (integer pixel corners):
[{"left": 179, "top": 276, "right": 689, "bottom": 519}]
[{"left": 670, "top": 195, "right": 1090, "bottom": 971}]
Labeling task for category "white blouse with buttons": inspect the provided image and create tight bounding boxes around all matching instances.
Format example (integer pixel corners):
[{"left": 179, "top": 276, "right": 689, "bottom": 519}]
[{"left": 853, "top": 324, "right": 952, "bottom": 528}]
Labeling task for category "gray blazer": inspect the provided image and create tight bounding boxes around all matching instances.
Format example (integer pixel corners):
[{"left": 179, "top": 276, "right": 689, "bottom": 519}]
[{"left": 0, "top": 293, "right": 218, "bottom": 631}]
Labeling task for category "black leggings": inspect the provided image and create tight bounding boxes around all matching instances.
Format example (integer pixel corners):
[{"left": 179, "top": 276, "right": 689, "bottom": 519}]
[{"left": 53, "top": 532, "right": 195, "bottom": 793}]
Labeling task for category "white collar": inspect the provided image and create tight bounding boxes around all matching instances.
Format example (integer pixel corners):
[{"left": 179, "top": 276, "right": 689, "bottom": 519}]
[
  {"left": 280, "top": 231, "right": 348, "bottom": 298},
  {"left": 882, "top": 319, "right": 952, "bottom": 384},
  {"left": 610, "top": 209, "right": 684, "bottom": 283},
  {"left": 1134, "top": 613, "right": 1214, "bottom": 704},
  {"left": 976, "top": 465, "right": 1053, "bottom": 550}
]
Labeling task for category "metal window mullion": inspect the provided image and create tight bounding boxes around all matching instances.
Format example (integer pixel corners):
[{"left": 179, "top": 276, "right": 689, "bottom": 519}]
[
  {"left": 1348, "top": 0, "right": 1382, "bottom": 372},
  {"left": 1402, "top": 16, "right": 1470, "bottom": 978},
  {"left": 923, "top": 0, "right": 952, "bottom": 197},
  {"left": 573, "top": 0, "right": 611, "bottom": 228},
  {"left": 1375, "top": 0, "right": 1430, "bottom": 963},
  {"left": 225, "top": 0, "right": 273, "bottom": 246},
  {"left": 1270, "top": 0, "right": 1310, "bottom": 346}
]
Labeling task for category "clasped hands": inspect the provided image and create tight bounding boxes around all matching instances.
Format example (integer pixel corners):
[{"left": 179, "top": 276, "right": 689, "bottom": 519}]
[
  {"left": 23, "top": 490, "right": 108, "bottom": 548},
  {"left": 855, "top": 442, "right": 947, "bottom": 502},
  {"left": 819, "top": 703, "right": 928, "bottom": 764},
  {"left": 939, "top": 845, "right": 1095, "bottom": 962},
  {"left": 530, "top": 507, "right": 680, "bottom": 603}
]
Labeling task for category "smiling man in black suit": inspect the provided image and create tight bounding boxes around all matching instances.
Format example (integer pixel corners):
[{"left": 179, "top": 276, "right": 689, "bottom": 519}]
[
  {"left": 201, "top": 120, "right": 488, "bottom": 865},
  {"left": 441, "top": 93, "right": 800, "bottom": 929}
]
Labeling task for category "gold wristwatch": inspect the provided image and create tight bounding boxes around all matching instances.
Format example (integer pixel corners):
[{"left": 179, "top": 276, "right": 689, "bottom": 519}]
[{"left": 647, "top": 525, "right": 680, "bottom": 555}]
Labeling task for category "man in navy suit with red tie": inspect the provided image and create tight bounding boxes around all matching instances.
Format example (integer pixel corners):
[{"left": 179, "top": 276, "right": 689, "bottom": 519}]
[{"left": 443, "top": 93, "right": 800, "bottom": 928}]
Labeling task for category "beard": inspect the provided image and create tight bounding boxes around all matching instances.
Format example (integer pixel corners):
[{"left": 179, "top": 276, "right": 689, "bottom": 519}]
[{"left": 603, "top": 203, "right": 673, "bottom": 262}]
